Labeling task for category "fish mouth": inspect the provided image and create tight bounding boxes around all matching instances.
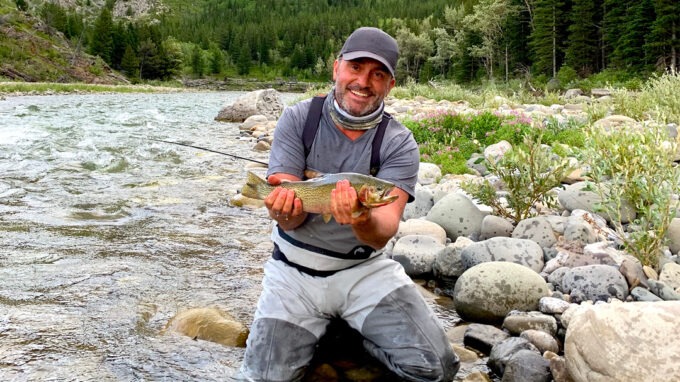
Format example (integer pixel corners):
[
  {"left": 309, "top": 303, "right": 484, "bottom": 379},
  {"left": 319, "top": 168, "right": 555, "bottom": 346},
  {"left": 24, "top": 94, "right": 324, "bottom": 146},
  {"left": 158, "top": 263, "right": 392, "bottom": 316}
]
[{"left": 358, "top": 185, "right": 398, "bottom": 208}]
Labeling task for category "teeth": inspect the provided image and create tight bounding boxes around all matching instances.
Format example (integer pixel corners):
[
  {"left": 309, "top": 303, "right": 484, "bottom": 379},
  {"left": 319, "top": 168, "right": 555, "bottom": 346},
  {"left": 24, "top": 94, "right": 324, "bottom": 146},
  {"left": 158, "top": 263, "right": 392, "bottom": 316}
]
[{"left": 350, "top": 89, "right": 369, "bottom": 97}]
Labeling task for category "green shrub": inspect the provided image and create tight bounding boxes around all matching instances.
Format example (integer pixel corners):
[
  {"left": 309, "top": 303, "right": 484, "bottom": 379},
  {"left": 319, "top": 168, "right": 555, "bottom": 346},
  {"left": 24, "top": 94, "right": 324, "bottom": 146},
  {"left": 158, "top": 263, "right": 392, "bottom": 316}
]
[
  {"left": 581, "top": 124, "right": 680, "bottom": 266},
  {"left": 557, "top": 65, "right": 579, "bottom": 88},
  {"left": 462, "top": 133, "right": 573, "bottom": 223},
  {"left": 611, "top": 72, "right": 680, "bottom": 124}
]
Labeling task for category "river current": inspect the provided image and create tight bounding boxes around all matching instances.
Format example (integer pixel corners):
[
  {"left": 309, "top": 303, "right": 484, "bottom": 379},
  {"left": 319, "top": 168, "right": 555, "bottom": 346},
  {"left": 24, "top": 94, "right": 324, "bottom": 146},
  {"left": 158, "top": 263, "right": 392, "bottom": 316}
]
[{"left": 0, "top": 91, "right": 480, "bottom": 382}]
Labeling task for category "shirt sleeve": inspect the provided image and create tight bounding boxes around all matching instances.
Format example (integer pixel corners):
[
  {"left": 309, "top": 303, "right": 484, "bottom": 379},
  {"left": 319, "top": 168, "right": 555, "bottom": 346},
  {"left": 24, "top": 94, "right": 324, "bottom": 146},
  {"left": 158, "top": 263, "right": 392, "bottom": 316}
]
[
  {"left": 376, "top": 121, "right": 420, "bottom": 203},
  {"left": 266, "top": 100, "right": 312, "bottom": 179}
]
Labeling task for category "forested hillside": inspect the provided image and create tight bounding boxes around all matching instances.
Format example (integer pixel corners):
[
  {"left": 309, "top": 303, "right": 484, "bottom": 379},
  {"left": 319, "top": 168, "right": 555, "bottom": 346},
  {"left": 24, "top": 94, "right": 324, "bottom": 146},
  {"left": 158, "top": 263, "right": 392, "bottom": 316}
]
[{"left": 5, "top": 0, "right": 680, "bottom": 86}]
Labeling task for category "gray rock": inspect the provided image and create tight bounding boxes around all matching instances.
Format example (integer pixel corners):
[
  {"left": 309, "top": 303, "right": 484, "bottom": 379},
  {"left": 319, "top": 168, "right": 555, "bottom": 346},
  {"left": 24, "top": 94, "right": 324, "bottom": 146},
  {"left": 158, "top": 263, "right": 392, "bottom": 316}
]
[
  {"left": 563, "top": 217, "right": 599, "bottom": 244},
  {"left": 215, "top": 89, "right": 283, "bottom": 122},
  {"left": 503, "top": 311, "right": 558, "bottom": 336},
  {"left": 418, "top": 162, "right": 442, "bottom": 185},
  {"left": 502, "top": 349, "right": 552, "bottom": 382},
  {"left": 426, "top": 193, "right": 485, "bottom": 241},
  {"left": 453, "top": 262, "right": 550, "bottom": 323},
  {"left": 488, "top": 337, "right": 540, "bottom": 376},
  {"left": 391, "top": 235, "right": 444, "bottom": 276},
  {"left": 619, "top": 258, "right": 649, "bottom": 289},
  {"left": 402, "top": 184, "right": 434, "bottom": 220},
  {"left": 543, "top": 247, "right": 559, "bottom": 262},
  {"left": 548, "top": 355, "right": 575, "bottom": 382},
  {"left": 630, "top": 286, "right": 663, "bottom": 302},
  {"left": 561, "top": 265, "right": 629, "bottom": 303},
  {"left": 659, "top": 262, "right": 680, "bottom": 290},
  {"left": 558, "top": 182, "right": 636, "bottom": 224},
  {"left": 512, "top": 217, "right": 557, "bottom": 248},
  {"left": 547, "top": 267, "right": 569, "bottom": 292},
  {"left": 539, "top": 296, "right": 571, "bottom": 314},
  {"left": 590, "top": 88, "right": 612, "bottom": 98},
  {"left": 433, "top": 237, "right": 473, "bottom": 285},
  {"left": 396, "top": 219, "right": 446, "bottom": 245},
  {"left": 564, "top": 89, "right": 584, "bottom": 99},
  {"left": 480, "top": 215, "right": 514, "bottom": 240},
  {"left": 463, "top": 323, "right": 511, "bottom": 355},
  {"left": 467, "top": 153, "right": 488, "bottom": 175},
  {"left": 647, "top": 279, "right": 680, "bottom": 301},
  {"left": 520, "top": 330, "right": 560, "bottom": 355},
  {"left": 461, "top": 237, "right": 544, "bottom": 273},
  {"left": 543, "top": 215, "right": 568, "bottom": 235},
  {"left": 484, "top": 140, "right": 512, "bottom": 160},
  {"left": 565, "top": 301, "right": 680, "bottom": 382}
]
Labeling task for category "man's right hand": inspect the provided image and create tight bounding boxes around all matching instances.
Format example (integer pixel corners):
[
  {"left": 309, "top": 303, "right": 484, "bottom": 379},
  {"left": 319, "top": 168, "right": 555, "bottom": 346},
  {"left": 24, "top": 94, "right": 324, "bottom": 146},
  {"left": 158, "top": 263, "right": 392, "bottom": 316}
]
[{"left": 264, "top": 173, "right": 306, "bottom": 230}]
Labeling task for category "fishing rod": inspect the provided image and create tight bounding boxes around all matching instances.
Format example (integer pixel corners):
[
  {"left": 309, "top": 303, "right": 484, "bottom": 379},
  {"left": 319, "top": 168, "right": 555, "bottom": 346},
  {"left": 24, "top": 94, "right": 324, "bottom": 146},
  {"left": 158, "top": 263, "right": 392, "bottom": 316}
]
[{"left": 146, "top": 138, "right": 269, "bottom": 166}]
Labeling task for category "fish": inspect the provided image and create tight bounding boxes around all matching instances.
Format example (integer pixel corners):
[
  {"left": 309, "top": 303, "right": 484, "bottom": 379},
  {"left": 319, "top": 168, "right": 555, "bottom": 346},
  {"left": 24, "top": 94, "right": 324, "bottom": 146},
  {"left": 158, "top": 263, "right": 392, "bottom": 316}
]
[{"left": 241, "top": 171, "right": 399, "bottom": 222}]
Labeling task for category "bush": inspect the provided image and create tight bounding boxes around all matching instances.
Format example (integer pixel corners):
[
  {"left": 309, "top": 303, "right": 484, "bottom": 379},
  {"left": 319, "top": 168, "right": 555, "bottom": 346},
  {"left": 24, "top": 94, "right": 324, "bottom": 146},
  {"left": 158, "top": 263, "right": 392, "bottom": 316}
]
[
  {"left": 581, "top": 123, "right": 680, "bottom": 266},
  {"left": 611, "top": 72, "right": 680, "bottom": 124},
  {"left": 462, "top": 133, "right": 573, "bottom": 223},
  {"left": 557, "top": 65, "right": 579, "bottom": 88}
]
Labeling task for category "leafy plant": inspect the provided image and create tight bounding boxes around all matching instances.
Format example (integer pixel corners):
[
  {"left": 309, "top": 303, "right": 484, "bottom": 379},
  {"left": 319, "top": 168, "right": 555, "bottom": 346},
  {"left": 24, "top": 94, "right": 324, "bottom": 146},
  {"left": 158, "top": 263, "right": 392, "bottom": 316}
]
[
  {"left": 581, "top": 123, "right": 680, "bottom": 266},
  {"left": 462, "top": 133, "right": 573, "bottom": 223}
]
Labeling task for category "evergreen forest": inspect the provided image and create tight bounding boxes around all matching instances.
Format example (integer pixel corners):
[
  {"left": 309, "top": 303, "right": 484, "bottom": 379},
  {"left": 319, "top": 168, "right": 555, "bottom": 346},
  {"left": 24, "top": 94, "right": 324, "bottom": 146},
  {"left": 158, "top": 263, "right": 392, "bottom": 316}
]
[{"left": 23, "top": 0, "right": 680, "bottom": 85}]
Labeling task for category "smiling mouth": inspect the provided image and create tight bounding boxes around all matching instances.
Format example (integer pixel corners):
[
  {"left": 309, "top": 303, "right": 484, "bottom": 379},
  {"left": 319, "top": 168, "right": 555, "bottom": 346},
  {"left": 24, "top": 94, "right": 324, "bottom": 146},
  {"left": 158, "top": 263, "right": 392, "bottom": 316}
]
[{"left": 349, "top": 88, "right": 371, "bottom": 98}]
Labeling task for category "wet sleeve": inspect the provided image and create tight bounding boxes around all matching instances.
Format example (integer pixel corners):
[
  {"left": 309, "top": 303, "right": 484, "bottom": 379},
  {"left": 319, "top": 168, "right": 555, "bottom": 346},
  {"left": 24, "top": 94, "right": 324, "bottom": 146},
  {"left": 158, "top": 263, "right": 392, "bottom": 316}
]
[
  {"left": 376, "top": 123, "right": 420, "bottom": 203},
  {"left": 266, "top": 101, "right": 310, "bottom": 179}
]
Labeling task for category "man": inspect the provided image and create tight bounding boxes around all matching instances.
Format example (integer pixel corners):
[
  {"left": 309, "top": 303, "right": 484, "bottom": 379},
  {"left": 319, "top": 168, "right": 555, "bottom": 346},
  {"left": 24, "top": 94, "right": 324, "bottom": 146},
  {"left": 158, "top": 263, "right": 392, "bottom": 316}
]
[{"left": 238, "top": 27, "right": 459, "bottom": 382}]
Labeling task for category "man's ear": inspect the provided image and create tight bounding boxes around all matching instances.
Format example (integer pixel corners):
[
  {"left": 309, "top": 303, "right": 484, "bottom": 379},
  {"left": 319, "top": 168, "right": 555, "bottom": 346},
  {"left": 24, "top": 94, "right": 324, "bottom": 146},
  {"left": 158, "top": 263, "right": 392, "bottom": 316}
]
[
  {"left": 387, "top": 77, "right": 395, "bottom": 93},
  {"left": 332, "top": 59, "right": 339, "bottom": 81}
]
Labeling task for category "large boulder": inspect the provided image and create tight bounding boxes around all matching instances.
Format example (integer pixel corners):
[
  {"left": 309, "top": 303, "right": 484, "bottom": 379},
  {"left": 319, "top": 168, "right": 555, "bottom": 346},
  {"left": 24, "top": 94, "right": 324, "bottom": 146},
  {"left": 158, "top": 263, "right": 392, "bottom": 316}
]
[
  {"left": 402, "top": 184, "right": 435, "bottom": 220},
  {"left": 461, "top": 237, "right": 544, "bottom": 273},
  {"left": 426, "top": 193, "right": 485, "bottom": 241},
  {"left": 565, "top": 301, "right": 680, "bottom": 382},
  {"left": 453, "top": 262, "right": 550, "bottom": 323},
  {"left": 165, "top": 307, "right": 248, "bottom": 347},
  {"left": 558, "top": 182, "right": 636, "bottom": 224},
  {"left": 215, "top": 89, "right": 284, "bottom": 122},
  {"left": 561, "top": 264, "right": 629, "bottom": 303},
  {"left": 391, "top": 235, "right": 444, "bottom": 276}
]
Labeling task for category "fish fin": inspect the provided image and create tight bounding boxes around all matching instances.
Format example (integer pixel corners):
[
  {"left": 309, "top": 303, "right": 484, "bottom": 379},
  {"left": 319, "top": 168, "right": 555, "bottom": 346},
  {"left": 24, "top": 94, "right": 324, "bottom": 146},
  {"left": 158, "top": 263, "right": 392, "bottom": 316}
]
[
  {"left": 241, "top": 172, "right": 267, "bottom": 200},
  {"left": 322, "top": 214, "right": 333, "bottom": 223},
  {"left": 351, "top": 206, "right": 368, "bottom": 219}
]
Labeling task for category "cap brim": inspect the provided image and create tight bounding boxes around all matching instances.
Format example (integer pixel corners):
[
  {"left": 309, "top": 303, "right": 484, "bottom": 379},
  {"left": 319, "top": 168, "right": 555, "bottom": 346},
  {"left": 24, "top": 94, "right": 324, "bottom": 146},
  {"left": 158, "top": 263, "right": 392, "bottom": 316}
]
[{"left": 342, "top": 51, "right": 395, "bottom": 77}]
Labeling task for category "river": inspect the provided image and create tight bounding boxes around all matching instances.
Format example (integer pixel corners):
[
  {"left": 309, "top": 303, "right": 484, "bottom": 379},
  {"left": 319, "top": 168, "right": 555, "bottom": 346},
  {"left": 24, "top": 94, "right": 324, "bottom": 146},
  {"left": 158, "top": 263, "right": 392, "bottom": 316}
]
[{"left": 0, "top": 91, "right": 483, "bottom": 381}]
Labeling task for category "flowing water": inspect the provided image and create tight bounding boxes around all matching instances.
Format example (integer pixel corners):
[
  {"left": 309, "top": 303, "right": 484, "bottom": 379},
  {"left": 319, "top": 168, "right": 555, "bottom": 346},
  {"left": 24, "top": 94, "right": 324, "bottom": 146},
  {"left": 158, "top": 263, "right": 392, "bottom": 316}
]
[{"left": 0, "top": 92, "right": 483, "bottom": 381}]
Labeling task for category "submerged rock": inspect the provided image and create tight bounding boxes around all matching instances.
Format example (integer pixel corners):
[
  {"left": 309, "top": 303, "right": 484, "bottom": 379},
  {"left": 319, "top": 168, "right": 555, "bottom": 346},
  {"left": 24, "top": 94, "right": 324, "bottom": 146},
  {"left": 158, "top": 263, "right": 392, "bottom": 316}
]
[{"left": 165, "top": 307, "right": 248, "bottom": 347}]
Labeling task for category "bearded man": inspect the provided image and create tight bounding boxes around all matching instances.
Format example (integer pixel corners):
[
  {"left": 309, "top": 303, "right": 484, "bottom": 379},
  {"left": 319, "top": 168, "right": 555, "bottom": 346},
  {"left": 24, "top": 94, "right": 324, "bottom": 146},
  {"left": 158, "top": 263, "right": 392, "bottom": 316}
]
[{"left": 236, "top": 27, "right": 459, "bottom": 382}]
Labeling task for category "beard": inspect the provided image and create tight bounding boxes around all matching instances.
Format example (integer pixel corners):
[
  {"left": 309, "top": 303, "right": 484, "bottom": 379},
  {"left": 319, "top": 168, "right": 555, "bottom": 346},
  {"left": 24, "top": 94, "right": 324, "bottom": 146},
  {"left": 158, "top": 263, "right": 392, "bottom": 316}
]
[{"left": 334, "top": 83, "right": 385, "bottom": 117}]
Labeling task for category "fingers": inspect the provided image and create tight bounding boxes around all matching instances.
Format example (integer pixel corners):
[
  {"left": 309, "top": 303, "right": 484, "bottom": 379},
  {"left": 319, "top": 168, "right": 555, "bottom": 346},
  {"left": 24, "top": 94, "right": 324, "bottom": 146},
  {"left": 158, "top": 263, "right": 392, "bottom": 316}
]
[
  {"left": 331, "top": 180, "right": 360, "bottom": 225},
  {"left": 264, "top": 187, "right": 297, "bottom": 220}
]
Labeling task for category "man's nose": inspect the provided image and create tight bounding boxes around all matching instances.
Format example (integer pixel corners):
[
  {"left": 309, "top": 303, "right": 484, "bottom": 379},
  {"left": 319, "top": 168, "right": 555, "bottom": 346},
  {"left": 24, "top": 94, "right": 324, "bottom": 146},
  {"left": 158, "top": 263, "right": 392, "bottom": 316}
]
[{"left": 355, "top": 70, "right": 370, "bottom": 88}]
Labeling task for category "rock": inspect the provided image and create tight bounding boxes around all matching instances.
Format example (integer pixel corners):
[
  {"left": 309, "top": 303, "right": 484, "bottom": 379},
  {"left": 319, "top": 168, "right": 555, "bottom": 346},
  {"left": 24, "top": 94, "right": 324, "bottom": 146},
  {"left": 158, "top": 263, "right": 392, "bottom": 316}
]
[
  {"left": 548, "top": 355, "right": 575, "bottom": 382},
  {"left": 558, "top": 182, "right": 636, "bottom": 224},
  {"left": 561, "top": 265, "right": 629, "bottom": 303},
  {"left": 543, "top": 215, "right": 568, "bottom": 235},
  {"left": 593, "top": 114, "right": 639, "bottom": 131},
  {"left": 590, "top": 88, "right": 611, "bottom": 98},
  {"left": 391, "top": 235, "right": 444, "bottom": 276},
  {"left": 165, "top": 307, "right": 248, "bottom": 347},
  {"left": 619, "top": 258, "right": 648, "bottom": 289},
  {"left": 453, "top": 262, "right": 550, "bottom": 323},
  {"left": 559, "top": 304, "right": 589, "bottom": 330},
  {"left": 488, "top": 337, "right": 540, "bottom": 376},
  {"left": 647, "top": 279, "right": 680, "bottom": 301},
  {"left": 396, "top": 219, "right": 447, "bottom": 244},
  {"left": 433, "top": 237, "right": 473, "bottom": 287},
  {"left": 512, "top": 217, "right": 557, "bottom": 248},
  {"left": 463, "top": 323, "right": 511, "bottom": 355},
  {"left": 501, "top": 349, "right": 552, "bottom": 382},
  {"left": 565, "top": 301, "right": 680, "bottom": 382},
  {"left": 426, "top": 193, "right": 485, "bottom": 241},
  {"left": 402, "top": 184, "right": 434, "bottom": 220},
  {"left": 547, "top": 267, "right": 569, "bottom": 292},
  {"left": 451, "top": 343, "right": 480, "bottom": 363},
  {"left": 239, "top": 114, "right": 269, "bottom": 131},
  {"left": 538, "top": 297, "right": 571, "bottom": 314},
  {"left": 418, "top": 162, "right": 442, "bottom": 185},
  {"left": 582, "top": 241, "right": 627, "bottom": 266},
  {"left": 480, "top": 215, "right": 514, "bottom": 240},
  {"left": 520, "top": 329, "right": 560, "bottom": 354},
  {"left": 467, "top": 154, "right": 488, "bottom": 175},
  {"left": 483, "top": 140, "right": 512, "bottom": 160},
  {"left": 463, "top": 371, "right": 492, "bottom": 382},
  {"left": 660, "top": 262, "right": 680, "bottom": 290},
  {"left": 643, "top": 265, "right": 659, "bottom": 280},
  {"left": 502, "top": 311, "right": 557, "bottom": 336},
  {"left": 252, "top": 140, "right": 271, "bottom": 151},
  {"left": 630, "top": 286, "right": 663, "bottom": 302},
  {"left": 564, "top": 89, "right": 584, "bottom": 99},
  {"left": 461, "top": 237, "right": 544, "bottom": 273},
  {"left": 215, "top": 89, "right": 284, "bottom": 122},
  {"left": 563, "top": 215, "right": 600, "bottom": 244}
]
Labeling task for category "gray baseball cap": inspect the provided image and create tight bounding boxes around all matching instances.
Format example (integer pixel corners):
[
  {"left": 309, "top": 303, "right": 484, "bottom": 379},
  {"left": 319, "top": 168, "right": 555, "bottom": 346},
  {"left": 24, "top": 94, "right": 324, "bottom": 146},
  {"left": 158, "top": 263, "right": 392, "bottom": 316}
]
[{"left": 339, "top": 27, "right": 399, "bottom": 77}]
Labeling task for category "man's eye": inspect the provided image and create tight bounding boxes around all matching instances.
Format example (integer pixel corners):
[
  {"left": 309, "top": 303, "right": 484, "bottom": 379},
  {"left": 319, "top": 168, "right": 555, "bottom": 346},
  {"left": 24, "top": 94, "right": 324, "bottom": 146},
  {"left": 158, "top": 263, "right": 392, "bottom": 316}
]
[{"left": 375, "top": 72, "right": 384, "bottom": 78}]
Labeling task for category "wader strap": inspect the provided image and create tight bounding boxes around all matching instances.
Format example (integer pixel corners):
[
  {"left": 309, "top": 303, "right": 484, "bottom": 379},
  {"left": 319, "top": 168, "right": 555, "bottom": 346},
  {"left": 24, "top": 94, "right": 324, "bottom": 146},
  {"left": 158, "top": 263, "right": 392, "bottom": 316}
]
[{"left": 302, "top": 95, "right": 391, "bottom": 176}]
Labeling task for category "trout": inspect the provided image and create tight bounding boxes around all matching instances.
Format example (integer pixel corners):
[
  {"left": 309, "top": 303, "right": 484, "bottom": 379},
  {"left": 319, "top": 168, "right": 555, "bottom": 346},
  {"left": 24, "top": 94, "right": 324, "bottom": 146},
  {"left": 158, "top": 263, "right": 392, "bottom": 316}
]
[{"left": 241, "top": 171, "right": 399, "bottom": 222}]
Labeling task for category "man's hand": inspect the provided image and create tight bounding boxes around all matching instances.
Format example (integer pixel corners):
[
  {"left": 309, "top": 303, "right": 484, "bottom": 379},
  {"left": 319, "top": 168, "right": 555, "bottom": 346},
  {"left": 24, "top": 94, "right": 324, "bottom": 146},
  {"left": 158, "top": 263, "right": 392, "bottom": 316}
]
[
  {"left": 264, "top": 173, "right": 306, "bottom": 230},
  {"left": 330, "top": 179, "right": 371, "bottom": 225}
]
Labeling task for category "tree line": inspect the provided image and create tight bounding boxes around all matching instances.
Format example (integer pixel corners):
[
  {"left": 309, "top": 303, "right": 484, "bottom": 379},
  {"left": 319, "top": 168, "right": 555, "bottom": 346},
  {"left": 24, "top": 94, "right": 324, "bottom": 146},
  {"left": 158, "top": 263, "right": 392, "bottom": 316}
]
[{"left": 32, "top": 0, "right": 680, "bottom": 84}]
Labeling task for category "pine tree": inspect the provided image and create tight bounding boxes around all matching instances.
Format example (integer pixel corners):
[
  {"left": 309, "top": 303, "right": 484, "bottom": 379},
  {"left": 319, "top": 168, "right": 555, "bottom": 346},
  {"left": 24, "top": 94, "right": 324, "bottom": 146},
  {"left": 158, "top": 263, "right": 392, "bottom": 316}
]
[
  {"left": 90, "top": 7, "right": 114, "bottom": 64},
  {"left": 191, "top": 45, "right": 205, "bottom": 77},
  {"left": 120, "top": 45, "right": 139, "bottom": 78},
  {"left": 530, "top": 0, "right": 565, "bottom": 77},
  {"left": 237, "top": 43, "right": 251, "bottom": 75},
  {"left": 646, "top": 0, "right": 680, "bottom": 72},
  {"left": 209, "top": 45, "right": 224, "bottom": 74},
  {"left": 603, "top": 0, "right": 629, "bottom": 68},
  {"left": 618, "top": 0, "right": 655, "bottom": 69},
  {"left": 565, "top": 0, "right": 598, "bottom": 75}
]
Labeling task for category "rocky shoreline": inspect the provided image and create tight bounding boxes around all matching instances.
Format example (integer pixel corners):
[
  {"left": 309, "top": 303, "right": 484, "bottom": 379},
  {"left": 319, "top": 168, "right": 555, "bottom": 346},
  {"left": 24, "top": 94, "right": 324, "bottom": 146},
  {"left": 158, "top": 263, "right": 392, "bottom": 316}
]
[{"left": 220, "top": 89, "right": 680, "bottom": 381}]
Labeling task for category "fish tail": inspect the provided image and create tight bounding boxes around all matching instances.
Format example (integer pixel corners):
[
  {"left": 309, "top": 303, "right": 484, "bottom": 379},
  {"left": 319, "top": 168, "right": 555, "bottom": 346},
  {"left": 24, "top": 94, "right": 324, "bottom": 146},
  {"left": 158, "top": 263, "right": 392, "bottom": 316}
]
[{"left": 241, "top": 172, "right": 271, "bottom": 200}]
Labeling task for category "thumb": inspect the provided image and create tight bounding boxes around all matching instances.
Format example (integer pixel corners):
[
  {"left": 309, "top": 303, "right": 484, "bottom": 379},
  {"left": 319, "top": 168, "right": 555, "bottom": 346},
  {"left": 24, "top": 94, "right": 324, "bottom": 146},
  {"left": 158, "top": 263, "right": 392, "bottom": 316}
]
[{"left": 267, "top": 174, "right": 282, "bottom": 186}]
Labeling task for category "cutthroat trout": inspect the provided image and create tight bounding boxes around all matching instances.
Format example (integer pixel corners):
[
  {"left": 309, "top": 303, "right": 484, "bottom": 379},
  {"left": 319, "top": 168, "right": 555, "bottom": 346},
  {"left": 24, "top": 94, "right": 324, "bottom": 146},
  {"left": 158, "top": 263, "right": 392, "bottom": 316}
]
[{"left": 241, "top": 171, "right": 399, "bottom": 222}]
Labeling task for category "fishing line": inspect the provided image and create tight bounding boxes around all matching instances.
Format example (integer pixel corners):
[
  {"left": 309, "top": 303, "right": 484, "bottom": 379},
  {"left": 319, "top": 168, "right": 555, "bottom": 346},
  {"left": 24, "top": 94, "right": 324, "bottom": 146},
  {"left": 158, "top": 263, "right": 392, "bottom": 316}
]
[{"left": 139, "top": 136, "right": 269, "bottom": 166}]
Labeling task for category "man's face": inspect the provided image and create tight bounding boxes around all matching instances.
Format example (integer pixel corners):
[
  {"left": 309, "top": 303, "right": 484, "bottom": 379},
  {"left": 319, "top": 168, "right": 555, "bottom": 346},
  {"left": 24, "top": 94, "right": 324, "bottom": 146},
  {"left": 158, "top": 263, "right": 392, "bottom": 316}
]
[{"left": 333, "top": 57, "right": 395, "bottom": 117}]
